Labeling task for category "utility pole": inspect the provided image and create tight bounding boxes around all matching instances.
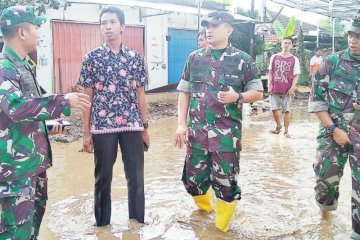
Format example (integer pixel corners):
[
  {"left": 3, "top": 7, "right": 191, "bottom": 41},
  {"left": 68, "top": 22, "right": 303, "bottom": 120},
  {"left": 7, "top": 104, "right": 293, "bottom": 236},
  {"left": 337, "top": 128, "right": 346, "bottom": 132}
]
[
  {"left": 249, "top": 0, "right": 256, "bottom": 56},
  {"left": 329, "top": 0, "right": 335, "bottom": 52},
  {"left": 196, "top": 0, "right": 203, "bottom": 33}
]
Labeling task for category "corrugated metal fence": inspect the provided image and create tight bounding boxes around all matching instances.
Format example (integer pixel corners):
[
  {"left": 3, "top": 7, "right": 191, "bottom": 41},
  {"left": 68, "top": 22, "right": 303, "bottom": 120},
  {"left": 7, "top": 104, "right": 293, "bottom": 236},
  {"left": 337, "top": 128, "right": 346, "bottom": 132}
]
[{"left": 52, "top": 21, "right": 144, "bottom": 93}]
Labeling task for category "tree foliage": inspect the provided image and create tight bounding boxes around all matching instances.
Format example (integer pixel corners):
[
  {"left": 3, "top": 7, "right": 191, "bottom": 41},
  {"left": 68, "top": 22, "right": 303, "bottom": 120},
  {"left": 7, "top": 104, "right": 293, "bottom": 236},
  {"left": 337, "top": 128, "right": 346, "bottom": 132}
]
[
  {"left": 319, "top": 17, "right": 347, "bottom": 35},
  {"left": 230, "top": 26, "right": 264, "bottom": 56},
  {"left": 295, "top": 27, "right": 310, "bottom": 86},
  {"left": 0, "top": 0, "right": 60, "bottom": 15},
  {"left": 230, "top": 8, "right": 264, "bottom": 57},
  {"left": 272, "top": 16, "right": 296, "bottom": 38}
]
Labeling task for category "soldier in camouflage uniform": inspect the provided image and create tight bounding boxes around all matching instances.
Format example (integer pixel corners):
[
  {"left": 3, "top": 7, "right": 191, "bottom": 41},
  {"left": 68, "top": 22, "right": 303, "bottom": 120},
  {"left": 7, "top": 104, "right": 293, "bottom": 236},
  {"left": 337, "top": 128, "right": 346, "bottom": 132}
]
[
  {"left": 0, "top": 6, "right": 90, "bottom": 240},
  {"left": 309, "top": 12, "right": 360, "bottom": 239},
  {"left": 174, "top": 12, "right": 263, "bottom": 232}
]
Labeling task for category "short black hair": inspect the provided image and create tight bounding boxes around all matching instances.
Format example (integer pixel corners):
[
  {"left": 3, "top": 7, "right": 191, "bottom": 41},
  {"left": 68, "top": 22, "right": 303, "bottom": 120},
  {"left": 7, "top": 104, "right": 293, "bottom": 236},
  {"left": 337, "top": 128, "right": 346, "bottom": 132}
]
[
  {"left": 99, "top": 6, "right": 125, "bottom": 24},
  {"left": 283, "top": 36, "right": 294, "bottom": 44},
  {"left": 198, "top": 29, "right": 206, "bottom": 38},
  {"left": 1, "top": 23, "right": 28, "bottom": 38}
]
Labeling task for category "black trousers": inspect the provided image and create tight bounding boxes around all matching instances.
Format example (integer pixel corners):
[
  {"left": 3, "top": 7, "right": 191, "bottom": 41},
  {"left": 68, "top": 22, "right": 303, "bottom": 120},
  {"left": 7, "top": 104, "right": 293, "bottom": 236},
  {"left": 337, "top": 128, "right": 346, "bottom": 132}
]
[{"left": 93, "top": 131, "right": 144, "bottom": 226}]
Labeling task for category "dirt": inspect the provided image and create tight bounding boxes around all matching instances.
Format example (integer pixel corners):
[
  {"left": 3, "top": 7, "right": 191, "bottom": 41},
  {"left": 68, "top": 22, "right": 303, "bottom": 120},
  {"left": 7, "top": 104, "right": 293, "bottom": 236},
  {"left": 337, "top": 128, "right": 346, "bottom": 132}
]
[
  {"left": 51, "top": 90, "right": 309, "bottom": 143},
  {"left": 50, "top": 101, "right": 178, "bottom": 143}
]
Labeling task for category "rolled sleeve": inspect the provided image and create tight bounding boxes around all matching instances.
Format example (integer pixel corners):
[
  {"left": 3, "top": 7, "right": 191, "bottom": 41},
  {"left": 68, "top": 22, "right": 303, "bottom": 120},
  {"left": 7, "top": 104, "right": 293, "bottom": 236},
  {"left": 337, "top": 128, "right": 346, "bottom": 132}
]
[
  {"left": 308, "top": 101, "right": 328, "bottom": 113},
  {"left": 177, "top": 79, "right": 190, "bottom": 93},
  {"left": 308, "top": 59, "right": 331, "bottom": 113},
  {"left": 77, "top": 54, "right": 94, "bottom": 88},
  {"left": 135, "top": 54, "right": 149, "bottom": 88},
  {"left": 244, "top": 78, "right": 264, "bottom": 92}
]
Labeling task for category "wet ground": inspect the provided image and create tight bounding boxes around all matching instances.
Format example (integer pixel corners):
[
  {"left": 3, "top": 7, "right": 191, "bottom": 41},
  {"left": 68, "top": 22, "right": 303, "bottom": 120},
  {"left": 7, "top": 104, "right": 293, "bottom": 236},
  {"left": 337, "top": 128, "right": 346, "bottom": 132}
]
[{"left": 39, "top": 94, "right": 353, "bottom": 240}]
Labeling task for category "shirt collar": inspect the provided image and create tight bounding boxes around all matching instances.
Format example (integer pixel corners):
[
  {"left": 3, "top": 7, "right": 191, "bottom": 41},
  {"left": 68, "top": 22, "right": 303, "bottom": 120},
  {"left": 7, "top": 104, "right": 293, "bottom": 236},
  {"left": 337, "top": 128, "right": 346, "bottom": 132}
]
[
  {"left": 102, "top": 43, "right": 126, "bottom": 55},
  {"left": 205, "top": 42, "right": 233, "bottom": 56},
  {"left": 340, "top": 48, "right": 360, "bottom": 62},
  {"left": 3, "top": 46, "right": 26, "bottom": 64}
]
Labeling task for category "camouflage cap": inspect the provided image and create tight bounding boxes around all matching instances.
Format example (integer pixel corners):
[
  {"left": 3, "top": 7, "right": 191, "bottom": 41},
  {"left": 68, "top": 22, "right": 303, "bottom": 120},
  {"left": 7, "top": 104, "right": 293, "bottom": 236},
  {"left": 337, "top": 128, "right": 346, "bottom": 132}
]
[
  {"left": 201, "top": 11, "right": 234, "bottom": 27},
  {"left": 348, "top": 11, "right": 360, "bottom": 34},
  {"left": 0, "top": 6, "right": 46, "bottom": 27}
]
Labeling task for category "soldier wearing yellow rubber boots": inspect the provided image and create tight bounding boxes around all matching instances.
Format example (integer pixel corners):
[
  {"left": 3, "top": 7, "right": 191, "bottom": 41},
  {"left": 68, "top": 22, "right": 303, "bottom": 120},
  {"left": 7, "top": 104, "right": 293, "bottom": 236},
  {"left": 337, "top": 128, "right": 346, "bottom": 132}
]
[{"left": 174, "top": 12, "right": 263, "bottom": 232}]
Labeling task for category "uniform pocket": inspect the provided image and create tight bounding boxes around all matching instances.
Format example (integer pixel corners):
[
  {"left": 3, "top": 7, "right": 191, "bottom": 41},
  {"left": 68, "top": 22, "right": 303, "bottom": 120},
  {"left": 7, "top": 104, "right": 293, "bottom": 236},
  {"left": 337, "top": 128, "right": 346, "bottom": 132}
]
[
  {"left": 223, "top": 67, "right": 242, "bottom": 91},
  {"left": 328, "top": 80, "right": 355, "bottom": 110},
  {"left": 190, "top": 79, "right": 204, "bottom": 95}
]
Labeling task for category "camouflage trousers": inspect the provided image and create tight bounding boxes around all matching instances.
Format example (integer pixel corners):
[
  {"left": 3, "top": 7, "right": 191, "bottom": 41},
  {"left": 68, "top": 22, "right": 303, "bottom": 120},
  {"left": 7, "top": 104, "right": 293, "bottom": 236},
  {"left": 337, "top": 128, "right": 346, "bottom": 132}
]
[
  {"left": 314, "top": 134, "right": 360, "bottom": 235},
  {"left": 0, "top": 171, "right": 48, "bottom": 240},
  {"left": 182, "top": 146, "right": 241, "bottom": 202}
]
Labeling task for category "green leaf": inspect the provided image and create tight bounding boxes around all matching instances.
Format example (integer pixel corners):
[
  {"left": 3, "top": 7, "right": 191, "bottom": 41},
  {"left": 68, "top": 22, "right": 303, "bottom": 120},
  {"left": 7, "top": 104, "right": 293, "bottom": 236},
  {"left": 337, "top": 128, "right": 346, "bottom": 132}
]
[
  {"left": 285, "top": 16, "right": 296, "bottom": 37},
  {"left": 272, "top": 20, "right": 285, "bottom": 38}
]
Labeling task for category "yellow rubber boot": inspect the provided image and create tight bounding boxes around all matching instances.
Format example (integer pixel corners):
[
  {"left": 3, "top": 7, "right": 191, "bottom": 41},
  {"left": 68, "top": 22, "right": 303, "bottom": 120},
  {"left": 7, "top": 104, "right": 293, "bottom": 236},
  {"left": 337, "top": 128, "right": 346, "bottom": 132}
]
[
  {"left": 192, "top": 191, "right": 213, "bottom": 213},
  {"left": 215, "top": 198, "right": 237, "bottom": 232}
]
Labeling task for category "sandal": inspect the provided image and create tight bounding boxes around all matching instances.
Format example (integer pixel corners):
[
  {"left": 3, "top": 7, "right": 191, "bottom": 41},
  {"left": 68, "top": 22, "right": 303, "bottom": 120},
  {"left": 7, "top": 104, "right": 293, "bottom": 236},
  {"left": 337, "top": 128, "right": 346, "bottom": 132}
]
[
  {"left": 269, "top": 126, "right": 282, "bottom": 134},
  {"left": 284, "top": 132, "right": 291, "bottom": 138}
]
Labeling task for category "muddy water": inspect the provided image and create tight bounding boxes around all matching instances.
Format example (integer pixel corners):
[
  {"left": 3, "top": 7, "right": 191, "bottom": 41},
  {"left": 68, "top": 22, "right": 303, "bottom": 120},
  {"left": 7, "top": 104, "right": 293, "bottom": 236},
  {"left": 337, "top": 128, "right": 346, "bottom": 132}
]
[{"left": 40, "top": 102, "right": 353, "bottom": 240}]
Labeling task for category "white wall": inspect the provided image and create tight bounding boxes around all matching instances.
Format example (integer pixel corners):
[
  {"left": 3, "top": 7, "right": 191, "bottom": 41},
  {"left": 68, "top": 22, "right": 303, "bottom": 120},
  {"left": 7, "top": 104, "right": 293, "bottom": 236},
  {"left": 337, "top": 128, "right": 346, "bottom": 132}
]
[
  {"left": 37, "top": 3, "right": 200, "bottom": 93},
  {"left": 145, "top": 9, "right": 168, "bottom": 90},
  {"left": 168, "top": 12, "right": 198, "bottom": 30}
]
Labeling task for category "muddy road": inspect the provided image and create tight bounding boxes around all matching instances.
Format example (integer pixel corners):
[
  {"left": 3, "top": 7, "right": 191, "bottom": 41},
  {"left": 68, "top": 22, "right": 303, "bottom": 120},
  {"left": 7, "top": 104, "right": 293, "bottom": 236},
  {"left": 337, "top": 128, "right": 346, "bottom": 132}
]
[{"left": 39, "top": 95, "right": 352, "bottom": 240}]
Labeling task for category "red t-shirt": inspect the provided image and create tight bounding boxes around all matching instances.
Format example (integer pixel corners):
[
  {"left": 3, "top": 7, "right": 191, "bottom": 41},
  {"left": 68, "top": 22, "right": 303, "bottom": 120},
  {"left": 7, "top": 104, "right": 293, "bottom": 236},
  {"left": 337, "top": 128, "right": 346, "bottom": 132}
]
[{"left": 269, "top": 54, "right": 298, "bottom": 94}]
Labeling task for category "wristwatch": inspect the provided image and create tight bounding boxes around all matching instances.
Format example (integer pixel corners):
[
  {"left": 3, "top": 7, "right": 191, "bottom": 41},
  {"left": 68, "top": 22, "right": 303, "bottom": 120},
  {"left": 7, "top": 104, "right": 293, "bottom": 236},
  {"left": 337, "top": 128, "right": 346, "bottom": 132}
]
[
  {"left": 324, "top": 124, "right": 337, "bottom": 135},
  {"left": 236, "top": 93, "right": 244, "bottom": 105},
  {"left": 143, "top": 122, "right": 149, "bottom": 129}
]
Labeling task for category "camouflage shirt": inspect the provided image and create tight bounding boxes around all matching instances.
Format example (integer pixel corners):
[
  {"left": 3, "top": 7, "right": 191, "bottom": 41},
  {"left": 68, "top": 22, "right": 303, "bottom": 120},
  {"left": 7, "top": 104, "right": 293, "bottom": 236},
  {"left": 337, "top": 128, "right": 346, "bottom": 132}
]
[
  {"left": 177, "top": 44, "right": 263, "bottom": 152},
  {"left": 0, "top": 47, "right": 70, "bottom": 197},
  {"left": 309, "top": 49, "right": 360, "bottom": 127}
]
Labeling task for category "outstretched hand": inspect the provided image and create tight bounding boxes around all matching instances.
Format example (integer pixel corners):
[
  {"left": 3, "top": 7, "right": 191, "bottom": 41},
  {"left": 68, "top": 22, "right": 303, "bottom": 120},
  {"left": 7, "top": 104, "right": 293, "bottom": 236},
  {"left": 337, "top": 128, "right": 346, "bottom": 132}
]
[
  {"left": 47, "top": 120, "right": 65, "bottom": 135},
  {"left": 65, "top": 93, "right": 91, "bottom": 112}
]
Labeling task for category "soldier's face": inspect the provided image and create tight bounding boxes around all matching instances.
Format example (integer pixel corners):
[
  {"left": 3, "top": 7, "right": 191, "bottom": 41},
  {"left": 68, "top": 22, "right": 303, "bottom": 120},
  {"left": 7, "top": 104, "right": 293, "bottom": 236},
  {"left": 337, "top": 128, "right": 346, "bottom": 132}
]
[
  {"left": 205, "top": 23, "right": 233, "bottom": 46},
  {"left": 100, "top": 12, "right": 125, "bottom": 42},
  {"left": 348, "top": 32, "right": 360, "bottom": 55},
  {"left": 197, "top": 34, "right": 208, "bottom": 48},
  {"left": 20, "top": 23, "right": 39, "bottom": 53}
]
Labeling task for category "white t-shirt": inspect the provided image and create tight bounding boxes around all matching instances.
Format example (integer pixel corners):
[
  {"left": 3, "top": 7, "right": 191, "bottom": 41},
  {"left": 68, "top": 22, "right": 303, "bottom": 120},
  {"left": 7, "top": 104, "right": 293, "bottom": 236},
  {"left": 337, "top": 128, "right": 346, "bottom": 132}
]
[
  {"left": 310, "top": 55, "right": 323, "bottom": 66},
  {"left": 310, "top": 55, "right": 323, "bottom": 74}
]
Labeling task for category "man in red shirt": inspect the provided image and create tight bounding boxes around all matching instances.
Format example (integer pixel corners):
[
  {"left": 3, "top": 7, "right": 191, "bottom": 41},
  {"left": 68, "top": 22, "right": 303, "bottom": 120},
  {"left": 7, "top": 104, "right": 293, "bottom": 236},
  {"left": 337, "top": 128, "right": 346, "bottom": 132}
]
[{"left": 268, "top": 37, "right": 300, "bottom": 138}]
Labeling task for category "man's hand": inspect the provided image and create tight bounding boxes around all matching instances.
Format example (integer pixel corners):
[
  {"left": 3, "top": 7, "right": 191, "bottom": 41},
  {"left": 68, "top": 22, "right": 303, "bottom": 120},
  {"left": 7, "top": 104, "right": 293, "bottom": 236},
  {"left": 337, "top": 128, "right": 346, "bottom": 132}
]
[
  {"left": 65, "top": 93, "right": 91, "bottom": 112},
  {"left": 353, "top": 102, "right": 360, "bottom": 111},
  {"left": 142, "top": 129, "right": 150, "bottom": 150},
  {"left": 218, "top": 86, "right": 238, "bottom": 104},
  {"left": 83, "top": 132, "right": 94, "bottom": 153},
  {"left": 287, "top": 87, "right": 296, "bottom": 96},
  {"left": 47, "top": 122, "right": 64, "bottom": 135},
  {"left": 268, "top": 85, "right": 273, "bottom": 95},
  {"left": 75, "top": 85, "right": 84, "bottom": 93},
  {"left": 333, "top": 128, "right": 352, "bottom": 146},
  {"left": 174, "top": 123, "right": 188, "bottom": 149}
]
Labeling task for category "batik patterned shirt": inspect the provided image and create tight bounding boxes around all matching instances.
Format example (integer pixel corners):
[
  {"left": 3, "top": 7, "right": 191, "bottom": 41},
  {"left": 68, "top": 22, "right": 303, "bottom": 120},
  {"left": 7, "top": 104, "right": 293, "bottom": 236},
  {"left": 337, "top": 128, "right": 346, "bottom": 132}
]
[{"left": 78, "top": 44, "right": 148, "bottom": 134}]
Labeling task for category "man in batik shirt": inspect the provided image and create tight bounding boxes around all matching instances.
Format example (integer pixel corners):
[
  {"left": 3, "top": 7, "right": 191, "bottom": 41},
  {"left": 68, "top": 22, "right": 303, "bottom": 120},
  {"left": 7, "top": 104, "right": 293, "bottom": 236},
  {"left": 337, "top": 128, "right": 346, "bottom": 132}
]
[
  {"left": 78, "top": 6, "right": 149, "bottom": 226},
  {"left": 174, "top": 12, "right": 263, "bottom": 232}
]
